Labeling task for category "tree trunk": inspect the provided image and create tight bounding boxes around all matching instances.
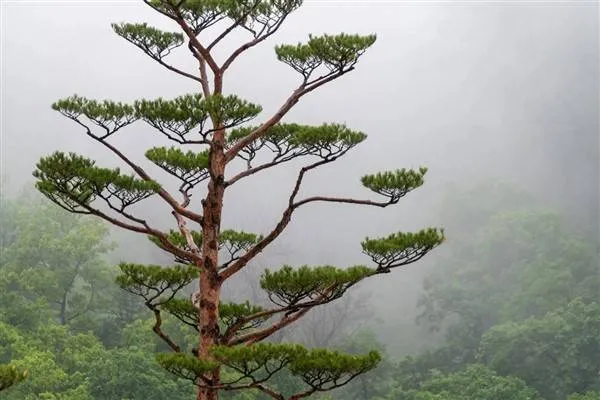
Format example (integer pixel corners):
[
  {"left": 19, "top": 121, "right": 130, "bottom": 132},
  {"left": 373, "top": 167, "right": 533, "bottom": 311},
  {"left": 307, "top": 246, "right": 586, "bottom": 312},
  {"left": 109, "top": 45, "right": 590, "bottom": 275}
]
[{"left": 196, "top": 134, "right": 226, "bottom": 400}]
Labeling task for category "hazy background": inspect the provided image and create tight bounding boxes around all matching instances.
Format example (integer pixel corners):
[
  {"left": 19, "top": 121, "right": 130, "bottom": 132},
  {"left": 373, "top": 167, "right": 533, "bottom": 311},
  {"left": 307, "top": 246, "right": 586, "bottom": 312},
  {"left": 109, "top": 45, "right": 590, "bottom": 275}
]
[{"left": 2, "top": 0, "right": 598, "bottom": 355}]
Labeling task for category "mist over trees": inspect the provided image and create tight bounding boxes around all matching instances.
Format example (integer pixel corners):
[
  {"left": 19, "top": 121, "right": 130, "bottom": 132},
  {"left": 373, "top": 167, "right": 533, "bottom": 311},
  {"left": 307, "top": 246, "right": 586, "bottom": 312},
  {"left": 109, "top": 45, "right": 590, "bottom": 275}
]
[{"left": 1, "top": 0, "right": 598, "bottom": 399}]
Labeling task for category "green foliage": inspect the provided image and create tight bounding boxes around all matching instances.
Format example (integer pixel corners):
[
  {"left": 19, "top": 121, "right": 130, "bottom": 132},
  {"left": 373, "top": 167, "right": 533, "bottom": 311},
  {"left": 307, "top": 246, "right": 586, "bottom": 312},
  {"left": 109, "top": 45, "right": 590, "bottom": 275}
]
[
  {"left": 478, "top": 298, "right": 600, "bottom": 400},
  {"left": 87, "top": 346, "right": 195, "bottom": 400},
  {"left": 0, "top": 193, "right": 115, "bottom": 329},
  {"left": 0, "top": 364, "right": 27, "bottom": 392},
  {"left": 161, "top": 298, "right": 268, "bottom": 334},
  {"left": 111, "top": 22, "right": 184, "bottom": 59},
  {"left": 148, "top": 228, "right": 262, "bottom": 266},
  {"left": 387, "top": 364, "right": 540, "bottom": 400},
  {"left": 276, "top": 33, "right": 377, "bottom": 77},
  {"left": 361, "top": 167, "right": 428, "bottom": 201},
  {"left": 29, "top": 0, "right": 439, "bottom": 398},
  {"left": 569, "top": 392, "right": 600, "bottom": 400},
  {"left": 156, "top": 353, "right": 218, "bottom": 382},
  {"left": 146, "top": 147, "right": 210, "bottom": 190},
  {"left": 134, "top": 93, "right": 261, "bottom": 143},
  {"left": 213, "top": 343, "right": 380, "bottom": 391},
  {"left": 219, "top": 301, "right": 267, "bottom": 332},
  {"left": 228, "top": 123, "right": 367, "bottom": 166},
  {"left": 260, "top": 265, "right": 374, "bottom": 307},
  {"left": 34, "top": 152, "right": 161, "bottom": 212},
  {"left": 361, "top": 228, "right": 445, "bottom": 271},
  {"left": 116, "top": 263, "right": 199, "bottom": 306},
  {"left": 51, "top": 95, "right": 136, "bottom": 138},
  {"left": 146, "top": 0, "right": 303, "bottom": 35},
  {"left": 289, "top": 348, "right": 381, "bottom": 389}
]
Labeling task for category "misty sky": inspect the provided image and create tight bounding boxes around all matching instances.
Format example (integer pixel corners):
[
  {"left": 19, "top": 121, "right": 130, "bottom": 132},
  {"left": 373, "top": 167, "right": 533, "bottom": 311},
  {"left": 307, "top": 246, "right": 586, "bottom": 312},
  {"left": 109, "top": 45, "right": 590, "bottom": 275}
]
[{"left": 2, "top": 0, "right": 598, "bottom": 354}]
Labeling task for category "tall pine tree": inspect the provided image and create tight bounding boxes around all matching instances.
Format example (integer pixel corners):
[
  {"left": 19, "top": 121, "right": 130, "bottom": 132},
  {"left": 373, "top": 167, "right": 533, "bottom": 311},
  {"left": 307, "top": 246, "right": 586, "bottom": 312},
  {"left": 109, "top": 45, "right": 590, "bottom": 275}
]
[{"left": 33, "top": 1, "right": 444, "bottom": 399}]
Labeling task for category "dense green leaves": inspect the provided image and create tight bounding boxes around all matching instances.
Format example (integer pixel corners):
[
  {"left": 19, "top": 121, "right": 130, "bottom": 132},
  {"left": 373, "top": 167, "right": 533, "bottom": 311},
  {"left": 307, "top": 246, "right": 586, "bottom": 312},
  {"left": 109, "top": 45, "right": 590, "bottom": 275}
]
[
  {"left": 362, "top": 228, "right": 445, "bottom": 271},
  {"left": 276, "top": 33, "right": 376, "bottom": 78},
  {"left": 116, "top": 263, "right": 199, "bottom": 306},
  {"left": 34, "top": 152, "right": 160, "bottom": 213},
  {"left": 51, "top": 95, "right": 136, "bottom": 138},
  {"left": 0, "top": 364, "right": 27, "bottom": 392},
  {"left": 212, "top": 343, "right": 381, "bottom": 390},
  {"left": 146, "top": 147, "right": 210, "bottom": 191},
  {"left": 228, "top": 123, "right": 366, "bottom": 168},
  {"left": 134, "top": 93, "right": 261, "bottom": 143},
  {"left": 361, "top": 167, "right": 428, "bottom": 202},
  {"left": 289, "top": 348, "right": 381, "bottom": 389},
  {"left": 478, "top": 298, "right": 600, "bottom": 400},
  {"left": 260, "top": 265, "right": 374, "bottom": 307},
  {"left": 386, "top": 364, "right": 540, "bottom": 400},
  {"left": 112, "top": 22, "right": 184, "bottom": 60},
  {"left": 156, "top": 353, "right": 218, "bottom": 382},
  {"left": 1, "top": 196, "right": 115, "bottom": 327},
  {"left": 146, "top": 0, "right": 303, "bottom": 36}
]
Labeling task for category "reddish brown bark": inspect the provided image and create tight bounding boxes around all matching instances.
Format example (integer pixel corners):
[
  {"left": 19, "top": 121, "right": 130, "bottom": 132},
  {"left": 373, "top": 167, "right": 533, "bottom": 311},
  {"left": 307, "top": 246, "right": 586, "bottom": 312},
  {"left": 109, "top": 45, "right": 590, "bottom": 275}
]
[{"left": 196, "top": 121, "right": 226, "bottom": 400}]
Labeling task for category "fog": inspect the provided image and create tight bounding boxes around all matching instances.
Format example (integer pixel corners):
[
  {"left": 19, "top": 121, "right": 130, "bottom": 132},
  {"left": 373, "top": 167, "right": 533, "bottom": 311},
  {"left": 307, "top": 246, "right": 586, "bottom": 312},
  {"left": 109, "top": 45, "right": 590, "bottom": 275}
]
[{"left": 2, "top": 0, "right": 598, "bottom": 364}]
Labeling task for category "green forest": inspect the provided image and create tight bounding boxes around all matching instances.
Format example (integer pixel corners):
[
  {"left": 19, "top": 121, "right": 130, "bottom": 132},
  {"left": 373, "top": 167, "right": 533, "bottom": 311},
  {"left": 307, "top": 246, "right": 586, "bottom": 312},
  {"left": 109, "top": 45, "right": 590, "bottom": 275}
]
[
  {"left": 1, "top": 181, "right": 598, "bottom": 399},
  {"left": 1, "top": 1, "right": 598, "bottom": 399}
]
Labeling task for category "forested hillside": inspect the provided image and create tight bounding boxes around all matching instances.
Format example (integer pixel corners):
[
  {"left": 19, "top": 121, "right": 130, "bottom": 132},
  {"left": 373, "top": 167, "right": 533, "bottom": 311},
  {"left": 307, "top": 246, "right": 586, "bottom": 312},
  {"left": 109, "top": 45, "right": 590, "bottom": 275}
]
[{"left": 2, "top": 181, "right": 597, "bottom": 399}]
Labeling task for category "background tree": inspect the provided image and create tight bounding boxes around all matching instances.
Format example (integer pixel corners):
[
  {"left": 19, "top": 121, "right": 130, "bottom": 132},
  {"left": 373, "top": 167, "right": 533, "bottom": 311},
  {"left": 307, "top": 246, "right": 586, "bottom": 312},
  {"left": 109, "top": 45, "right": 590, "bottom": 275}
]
[
  {"left": 32, "top": 1, "right": 444, "bottom": 399},
  {"left": 0, "top": 191, "right": 117, "bottom": 336},
  {"left": 385, "top": 181, "right": 600, "bottom": 400},
  {"left": 0, "top": 364, "right": 27, "bottom": 393}
]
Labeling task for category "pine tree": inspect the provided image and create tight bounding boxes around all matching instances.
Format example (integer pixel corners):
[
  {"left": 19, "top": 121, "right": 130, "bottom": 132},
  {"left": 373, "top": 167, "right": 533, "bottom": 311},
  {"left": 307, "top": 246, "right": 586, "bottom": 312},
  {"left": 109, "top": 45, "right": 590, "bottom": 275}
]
[{"left": 33, "top": 1, "right": 445, "bottom": 399}]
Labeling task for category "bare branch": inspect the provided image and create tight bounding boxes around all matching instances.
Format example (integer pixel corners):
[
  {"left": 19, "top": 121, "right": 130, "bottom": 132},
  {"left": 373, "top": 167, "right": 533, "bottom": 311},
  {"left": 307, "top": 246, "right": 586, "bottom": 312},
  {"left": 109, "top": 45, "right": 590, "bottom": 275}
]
[
  {"left": 294, "top": 196, "right": 394, "bottom": 208},
  {"left": 156, "top": 56, "right": 204, "bottom": 83},
  {"left": 150, "top": 306, "right": 182, "bottom": 352},
  {"left": 220, "top": 157, "right": 334, "bottom": 280}
]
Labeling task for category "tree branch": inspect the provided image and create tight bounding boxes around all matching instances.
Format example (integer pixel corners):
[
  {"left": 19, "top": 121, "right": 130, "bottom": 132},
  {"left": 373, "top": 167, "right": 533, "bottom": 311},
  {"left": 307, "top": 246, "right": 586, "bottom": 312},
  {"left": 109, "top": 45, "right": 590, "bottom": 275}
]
[
  {"left": 293, "top": 196, "right": 394, "bottom": 208},
  {"left": 220, "top": 5, "right": 291, "bottom": 73},
  {"left": 220, "top": 157, "right": 334, "bottom": 280},
  {"left": 171, "top": 13, "right": 219, "bottom": 74},
  {"left": 71, "top": 118, "right": 203, "bottom": 223},
  {"left": 225, "top": 70, "right": 352, "bottom": 163},
  {"left": 207, "top": 1, "right": 262, "bottom": 51},
  {"left": 150, "top": 306, "right": 182, "bottom": 352},
  {"left": 229, "top": 307, "right": 311, "bottom": 346},
  {"left": 155, "top": 56, "right": 204, "bottom": 83}
]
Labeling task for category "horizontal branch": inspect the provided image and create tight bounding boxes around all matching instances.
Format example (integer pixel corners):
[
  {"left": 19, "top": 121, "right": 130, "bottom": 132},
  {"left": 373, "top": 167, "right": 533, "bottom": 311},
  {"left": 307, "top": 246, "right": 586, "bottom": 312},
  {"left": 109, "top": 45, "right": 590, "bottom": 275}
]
[{"left": 293, "top": 196, "right": 394, "bottom": 208}]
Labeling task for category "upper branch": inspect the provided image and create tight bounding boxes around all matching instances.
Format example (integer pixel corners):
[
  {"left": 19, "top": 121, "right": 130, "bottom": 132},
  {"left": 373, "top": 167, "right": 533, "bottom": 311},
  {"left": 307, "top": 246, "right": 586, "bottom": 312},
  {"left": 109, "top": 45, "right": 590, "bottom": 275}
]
[
  {"left": 220, "top": 0, "right": 303, "bottom": 72},
  {"left": 111, "top": 22, "right": 202, "bottom": 83},
  {"left": 225, "top": 33, "right": 376, "bottom": 163}
]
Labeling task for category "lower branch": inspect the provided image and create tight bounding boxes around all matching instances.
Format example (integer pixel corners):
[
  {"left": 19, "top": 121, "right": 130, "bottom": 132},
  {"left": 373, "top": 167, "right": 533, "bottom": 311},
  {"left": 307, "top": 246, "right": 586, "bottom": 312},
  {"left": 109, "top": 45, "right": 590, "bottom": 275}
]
[{"left": 150, "top": 306, "right": 182, "bottom": 353}]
